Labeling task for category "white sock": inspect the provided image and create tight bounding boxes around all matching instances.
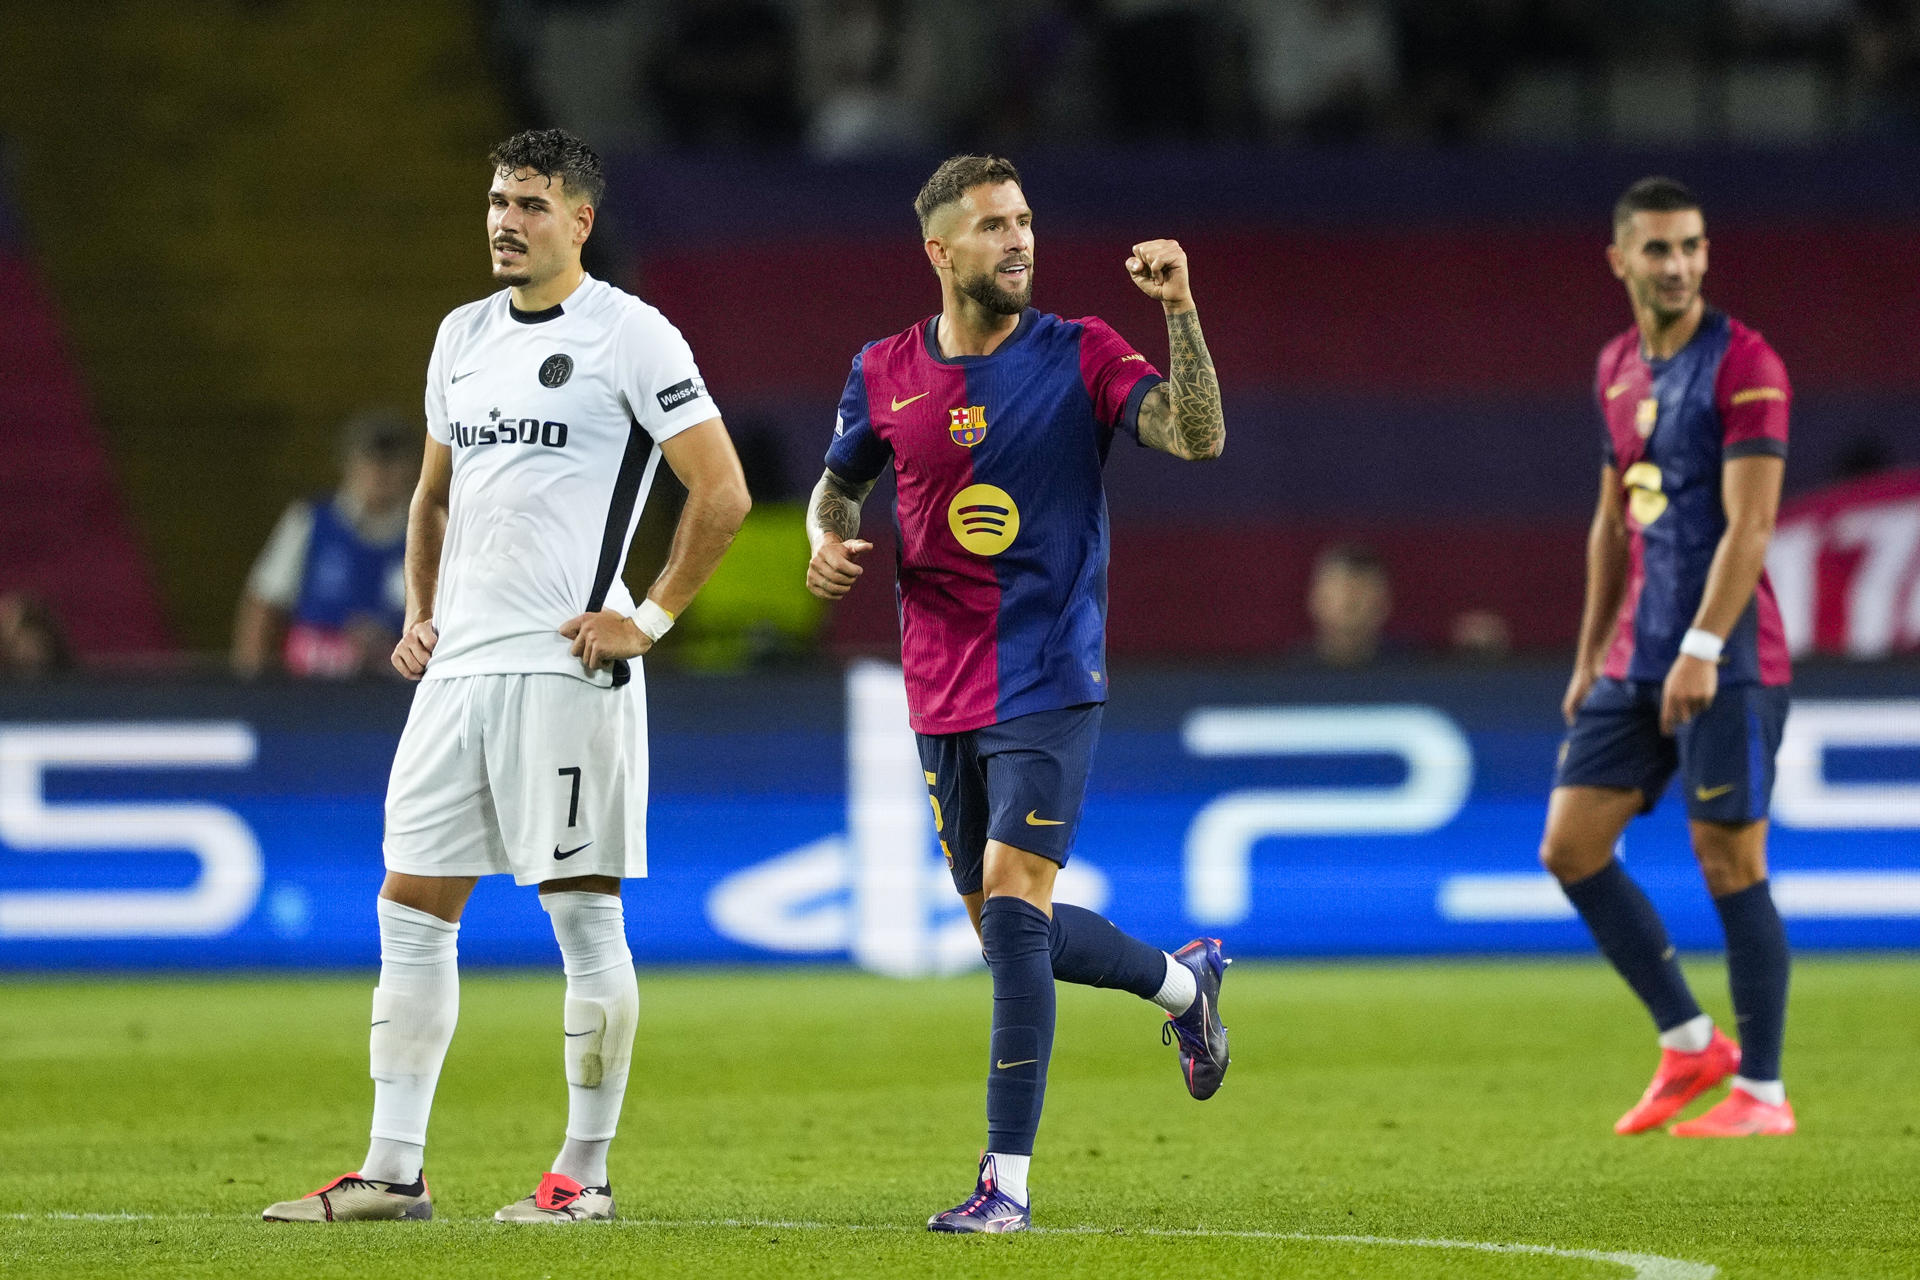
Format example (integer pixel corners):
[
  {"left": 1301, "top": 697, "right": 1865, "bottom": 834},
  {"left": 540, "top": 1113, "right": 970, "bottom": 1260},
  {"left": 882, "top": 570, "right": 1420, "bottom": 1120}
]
[
  {"left": 1150, "top": 952, "right": 1198, "bottom": 1015},
  {"left": 1733, "top": 1075, "right": 1786, "bottom": 1106},
  {"left": 542, "top": 892, "right": 638, "bottom": 1182},
  {"left": 1658, "top": 1014, "right": 1714, "bottom": 1054},
  {"left": 986, "top": 1152, "right": 1030, "bottom": 1206},
  {"left": 362, "top": 1137, "right": 423, "bottom": 1188},
  {"left": 554, "top": 1137, "right": 612, "bottom": 1189},
  {"left": 362, "top": 898, "right": 460, "bottom": 1185}
]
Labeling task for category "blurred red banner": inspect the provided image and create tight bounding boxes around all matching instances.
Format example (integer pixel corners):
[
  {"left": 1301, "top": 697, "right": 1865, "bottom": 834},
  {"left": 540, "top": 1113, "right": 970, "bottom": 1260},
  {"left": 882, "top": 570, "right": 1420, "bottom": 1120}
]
[{"left": 1770, "top": 468, "right": 1920, "bottom": 658}]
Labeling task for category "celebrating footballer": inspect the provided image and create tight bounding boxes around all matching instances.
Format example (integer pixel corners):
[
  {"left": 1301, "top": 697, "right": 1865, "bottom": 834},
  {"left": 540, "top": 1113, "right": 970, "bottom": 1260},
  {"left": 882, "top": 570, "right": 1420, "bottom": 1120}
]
[{"left": 805, "top": 154, "right": 1232, "bottom": 1232}]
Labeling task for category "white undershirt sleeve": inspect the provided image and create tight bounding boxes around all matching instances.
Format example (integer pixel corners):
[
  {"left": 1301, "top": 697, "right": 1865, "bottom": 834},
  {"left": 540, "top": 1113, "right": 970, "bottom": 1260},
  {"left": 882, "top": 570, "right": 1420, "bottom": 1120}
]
[{"left": 246, "top": 501, "right": 317, "bottom": 609}]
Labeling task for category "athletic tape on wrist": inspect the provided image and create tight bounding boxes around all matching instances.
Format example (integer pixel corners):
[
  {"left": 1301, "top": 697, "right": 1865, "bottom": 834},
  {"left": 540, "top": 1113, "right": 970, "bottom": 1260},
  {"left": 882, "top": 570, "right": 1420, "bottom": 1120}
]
[
  {"left": 1679, "top": 628, "right": 1724, "bottom": 663},
  {"left": 634, "top": 599, "right": 676, "bottom": 642}
]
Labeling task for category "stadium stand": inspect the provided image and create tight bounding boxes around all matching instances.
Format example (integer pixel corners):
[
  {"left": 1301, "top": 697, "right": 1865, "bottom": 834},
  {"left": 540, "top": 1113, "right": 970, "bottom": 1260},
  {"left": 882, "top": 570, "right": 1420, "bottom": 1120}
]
[{"left": 0, "top": 173, "right": 169, "bottom": 657}]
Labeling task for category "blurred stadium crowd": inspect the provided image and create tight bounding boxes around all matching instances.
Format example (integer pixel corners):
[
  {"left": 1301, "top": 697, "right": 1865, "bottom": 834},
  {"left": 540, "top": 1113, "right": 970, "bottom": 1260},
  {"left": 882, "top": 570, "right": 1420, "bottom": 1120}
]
[{"left": 491, "top": 0, "right": 1920, "bottom": 153}]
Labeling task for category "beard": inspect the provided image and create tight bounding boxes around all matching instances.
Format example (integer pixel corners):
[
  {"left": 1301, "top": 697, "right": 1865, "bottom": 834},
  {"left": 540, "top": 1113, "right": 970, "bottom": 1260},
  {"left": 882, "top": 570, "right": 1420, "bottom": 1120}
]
[{"left": 957, "top": 264, "right": 1032, "bottom": 315}]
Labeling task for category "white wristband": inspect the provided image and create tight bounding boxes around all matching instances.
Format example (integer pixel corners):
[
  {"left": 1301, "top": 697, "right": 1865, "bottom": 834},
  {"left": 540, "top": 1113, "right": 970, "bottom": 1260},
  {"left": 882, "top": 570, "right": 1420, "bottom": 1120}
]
[
  {"left": 634, "top": 599, "right": 676, "bottom": 642},
  {"left": 1679, "top": 628, "right": 1724, "bottom": 663}
]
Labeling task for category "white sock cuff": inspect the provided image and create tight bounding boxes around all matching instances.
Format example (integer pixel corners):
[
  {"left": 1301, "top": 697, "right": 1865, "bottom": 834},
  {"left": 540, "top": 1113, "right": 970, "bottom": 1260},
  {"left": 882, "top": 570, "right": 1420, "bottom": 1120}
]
[
  {"left": 377, "top": 897, "right": 459, "bottom": 967},
  {"left": 1657, "top": 1013, "right": 1714, "bottom": 1054},
  {"left": 1151, "top": 952, "right": 1199, "bottom": 1014},
  {"left": 986, "top": 1152, "right": 1030, "bottom": 1206},
  {"left": 542, "top": 891, "right": 632, "bottom": 977},
  {"left": 1732, "top": 1075, "right": 1787, "bottom": 1105}
]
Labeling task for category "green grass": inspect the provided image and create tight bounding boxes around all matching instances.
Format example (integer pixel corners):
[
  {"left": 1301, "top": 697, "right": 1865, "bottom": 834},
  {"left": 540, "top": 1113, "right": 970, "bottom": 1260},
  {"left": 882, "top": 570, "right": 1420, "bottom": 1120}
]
[{"left": 2, "top": 958, "right": 1915, "bottom": 1278}]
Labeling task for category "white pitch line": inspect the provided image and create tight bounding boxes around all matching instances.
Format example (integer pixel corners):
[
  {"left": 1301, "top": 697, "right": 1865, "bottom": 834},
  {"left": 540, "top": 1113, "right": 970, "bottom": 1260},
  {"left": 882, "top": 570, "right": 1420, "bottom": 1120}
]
[
  {"left": 623, "top": 1218, "right": 1718, "bottom": 1280},
  {"left": 7, "top": 1211, "right": 1719, "bottom": 1278}
]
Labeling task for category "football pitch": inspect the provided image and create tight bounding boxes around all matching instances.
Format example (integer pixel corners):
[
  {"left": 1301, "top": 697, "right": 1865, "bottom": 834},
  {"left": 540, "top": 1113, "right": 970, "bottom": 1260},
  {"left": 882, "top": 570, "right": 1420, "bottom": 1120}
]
[{"left": 3, "top": 957, "right": 1915, "bottom": 1279}]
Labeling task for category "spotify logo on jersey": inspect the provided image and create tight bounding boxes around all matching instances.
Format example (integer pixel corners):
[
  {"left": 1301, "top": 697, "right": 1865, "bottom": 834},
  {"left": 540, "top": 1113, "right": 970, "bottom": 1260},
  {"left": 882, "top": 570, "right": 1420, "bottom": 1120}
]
[
  {"left": 1623, "top": 461, "right": 1668, "bottom": 526},
  {"left": 947, "top": 484, "right": 1020, "bottom": 556}
]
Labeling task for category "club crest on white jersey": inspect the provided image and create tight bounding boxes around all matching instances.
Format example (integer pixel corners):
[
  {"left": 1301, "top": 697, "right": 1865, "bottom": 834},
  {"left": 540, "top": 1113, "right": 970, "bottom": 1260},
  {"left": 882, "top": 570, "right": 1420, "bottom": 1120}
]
[{"left": 421, "top": 274, "right": 719, "bottom": 684}]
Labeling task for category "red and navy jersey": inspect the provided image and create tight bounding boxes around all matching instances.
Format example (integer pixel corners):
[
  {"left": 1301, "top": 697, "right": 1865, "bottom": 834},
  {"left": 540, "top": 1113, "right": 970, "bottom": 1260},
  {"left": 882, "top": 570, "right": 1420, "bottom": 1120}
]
[
  {"left": 1596, "top": 308, "right": 1792, "bottom": 687},
  {"left": 826, "top": 308, "right": 1164, "bottom": 734}
]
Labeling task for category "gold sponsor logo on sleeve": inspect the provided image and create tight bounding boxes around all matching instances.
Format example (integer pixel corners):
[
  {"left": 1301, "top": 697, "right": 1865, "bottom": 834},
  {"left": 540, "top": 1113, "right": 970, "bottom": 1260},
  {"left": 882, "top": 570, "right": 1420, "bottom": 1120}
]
[{"left": 1729, "top": 387, "right": 1787, "bottom": 406}]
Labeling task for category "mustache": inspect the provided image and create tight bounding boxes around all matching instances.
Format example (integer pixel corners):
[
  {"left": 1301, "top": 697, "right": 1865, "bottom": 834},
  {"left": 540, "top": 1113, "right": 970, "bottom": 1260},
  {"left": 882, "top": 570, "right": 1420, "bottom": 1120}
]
[{"left": 494, "top": 238, "right": 527, "bottom": 251}]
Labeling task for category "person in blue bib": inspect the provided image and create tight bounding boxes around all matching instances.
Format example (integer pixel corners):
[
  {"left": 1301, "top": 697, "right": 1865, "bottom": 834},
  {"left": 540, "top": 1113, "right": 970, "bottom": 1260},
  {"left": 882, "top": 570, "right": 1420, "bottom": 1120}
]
[{"left": 233, "top": 411, "right": 419, "bottom": 679}]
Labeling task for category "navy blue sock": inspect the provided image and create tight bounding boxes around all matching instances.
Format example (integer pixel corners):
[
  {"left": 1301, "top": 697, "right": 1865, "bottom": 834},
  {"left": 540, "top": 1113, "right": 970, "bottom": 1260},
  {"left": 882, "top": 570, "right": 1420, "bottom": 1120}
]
[
  {"left": 980, "top": 896, "right": 1055, "bottom": 1158},
  {"left": 1563, "top": 859, "right": 1702, "bottom": 1032},
  {"left": 1714, "top": 879, "right": 1790, "bottom": 1082},
  {"left": 1048, "top": 903, "right": 1166, "bottom": 998}
]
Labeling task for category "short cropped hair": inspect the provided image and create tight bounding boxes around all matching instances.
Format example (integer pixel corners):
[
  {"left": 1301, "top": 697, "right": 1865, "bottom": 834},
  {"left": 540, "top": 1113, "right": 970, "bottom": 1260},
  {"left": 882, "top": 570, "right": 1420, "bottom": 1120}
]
[
  {"left": 339, "top": 409, "right": 413, "bottom": 464},
  {"left": 914, "top": 154, "right": 1022, "bottom": 234},
  {"left": 1315, "top": 542, "right": 1387, "bottom": 578},
  {"left": 1612, "top": 176, "right": 1699, "bottom": 235},
  {"left": 488, "top": 128, "right": 606, "bottom": 208}
]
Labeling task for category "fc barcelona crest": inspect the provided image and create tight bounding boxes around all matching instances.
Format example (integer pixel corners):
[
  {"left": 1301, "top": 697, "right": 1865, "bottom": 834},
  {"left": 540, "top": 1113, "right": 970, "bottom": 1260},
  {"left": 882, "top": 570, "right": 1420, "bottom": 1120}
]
[
  {"left": 948, "top": 405, "right": 989, "bottom": 448},
  {"left": 1635, "top": 396, "right": 1659, "bottom": 439}
]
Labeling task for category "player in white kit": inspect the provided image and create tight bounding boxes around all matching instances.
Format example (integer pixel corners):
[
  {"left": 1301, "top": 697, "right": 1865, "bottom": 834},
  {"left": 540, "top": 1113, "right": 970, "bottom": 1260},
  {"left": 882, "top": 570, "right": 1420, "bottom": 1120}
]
[{"left": 264, "top": 130, "right": 750, "bottom": 1225}]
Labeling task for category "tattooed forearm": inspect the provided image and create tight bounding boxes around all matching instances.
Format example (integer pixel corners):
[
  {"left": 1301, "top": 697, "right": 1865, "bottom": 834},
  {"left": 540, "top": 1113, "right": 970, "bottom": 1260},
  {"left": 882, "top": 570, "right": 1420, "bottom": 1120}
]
[
  {"left": 1136, "top": 309, "right": 1224, "bottom": 460},
  {"left": 807, "top": 469, "right": 875, "bottom": 548}
]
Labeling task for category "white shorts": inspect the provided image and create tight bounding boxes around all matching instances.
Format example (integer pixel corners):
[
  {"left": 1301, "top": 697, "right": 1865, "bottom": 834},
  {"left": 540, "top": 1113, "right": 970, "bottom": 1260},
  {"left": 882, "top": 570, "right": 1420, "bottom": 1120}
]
[{"left": 384, "top": 672, "right": 649, "bottom": 885}]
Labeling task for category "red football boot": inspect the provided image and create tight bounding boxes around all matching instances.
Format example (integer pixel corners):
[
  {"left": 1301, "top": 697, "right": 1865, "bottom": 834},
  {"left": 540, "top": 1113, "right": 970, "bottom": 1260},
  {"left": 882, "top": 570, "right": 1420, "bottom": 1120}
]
[
  {"left": 1614, "top": 1029, "right": 1741, "bottom": 1135},
  {"left": 1671, "top": 1087, "right": 1796, "bottom": 1137}
]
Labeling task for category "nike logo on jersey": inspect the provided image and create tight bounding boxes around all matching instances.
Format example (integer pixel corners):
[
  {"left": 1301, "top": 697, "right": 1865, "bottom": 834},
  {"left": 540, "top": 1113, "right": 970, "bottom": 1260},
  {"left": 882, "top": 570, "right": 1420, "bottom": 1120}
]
[
  {"left": 995, "top": 1058, "right": 1038, "bottom": 1070},
  {"left": 451, "top": 370, "right": 479, "bottom": 383},
  {"left": 1695, "top": 783, "right": 1736, "bottom": 802},
  {"left": 891, "top": 391, "right": 931, "bottom": 411},
  {"left": 563, "top": 1030, "right": 595, "bottom": 1037},
  {"left": 553, "top": 841, "right": 593, "bottom": 860},
  {"left": 1025, "top": 811, "right": 1065, "bottom": 827},
  {"left": 1605, "top": 381, "right": 1631, "bottom": 400}
]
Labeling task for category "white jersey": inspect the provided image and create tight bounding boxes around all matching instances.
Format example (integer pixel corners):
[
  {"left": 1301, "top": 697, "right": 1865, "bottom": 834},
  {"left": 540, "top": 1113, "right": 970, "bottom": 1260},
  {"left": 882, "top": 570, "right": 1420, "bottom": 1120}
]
[{"left": 421, "top": 273, "right": 718, "bottom": 684}]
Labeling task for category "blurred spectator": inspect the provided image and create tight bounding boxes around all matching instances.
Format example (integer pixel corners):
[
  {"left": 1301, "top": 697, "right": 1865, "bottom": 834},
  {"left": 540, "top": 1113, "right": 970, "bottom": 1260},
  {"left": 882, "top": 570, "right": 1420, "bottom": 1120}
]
[
  {"left": 1242, "top": 0, "right": 1397, "bottom": 141},
  {"left": 1853, "top": 0, "right": 1920, "bottom": 137},
  {"left": 1307, "top": 542, "right": 1393, "bottom": 668},
  {"left": 1727, "top": 0, "right": 1855, "bottom": 62},
  {"left": 0, "top": 592, "right": 76, "bottom": 680},
  {"left": 1395, "top": 0, "right": 1520, "bottom": 139},
  {"left": 651, "top": 0, "right": 804, "bottom": 147},
  {"left": 1450, "top": 608, "right": 1514, "bottom": 663},
  {"left": 802, "top": 0, "right": 931, "bottom": 158},
  {"left": 1833, "top": 432, "right": 1897, "bottom": 481},
  {"left": 1097, "top": 0, "right": 1237, "bottom": 139},
  {"left": 233, "top": 412, "right": 419, "bottom": 680}
]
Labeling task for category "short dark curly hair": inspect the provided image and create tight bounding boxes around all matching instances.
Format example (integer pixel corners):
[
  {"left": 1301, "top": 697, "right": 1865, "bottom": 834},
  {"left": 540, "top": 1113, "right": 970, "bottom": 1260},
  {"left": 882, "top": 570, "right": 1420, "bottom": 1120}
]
[
  {"left": 488, "top": 128, "right": 606, "bottom": 208},
  {"left": 914, "top": 154, "right": 1021, "bottom": 234}
]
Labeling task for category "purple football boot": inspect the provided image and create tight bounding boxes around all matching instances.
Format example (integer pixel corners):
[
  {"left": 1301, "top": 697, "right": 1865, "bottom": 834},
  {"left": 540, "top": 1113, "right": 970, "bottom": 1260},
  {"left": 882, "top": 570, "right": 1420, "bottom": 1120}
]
[
  {"left": 926, "top": 1154, "right": 1030, "bottom": 1234},
  {"left": 1161, "top": 937, "right": 1231, "bottom": 1099}
]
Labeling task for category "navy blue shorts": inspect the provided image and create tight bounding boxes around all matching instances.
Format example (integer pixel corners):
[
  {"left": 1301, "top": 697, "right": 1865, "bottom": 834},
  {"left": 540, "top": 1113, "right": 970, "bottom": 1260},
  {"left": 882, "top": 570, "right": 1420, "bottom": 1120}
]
[
  {"left": 915, "top": 703, "right": 1102, "bottom": 895},
  {"left": 1555, "top": 676, "right": 1789, "bottom": 823}
]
